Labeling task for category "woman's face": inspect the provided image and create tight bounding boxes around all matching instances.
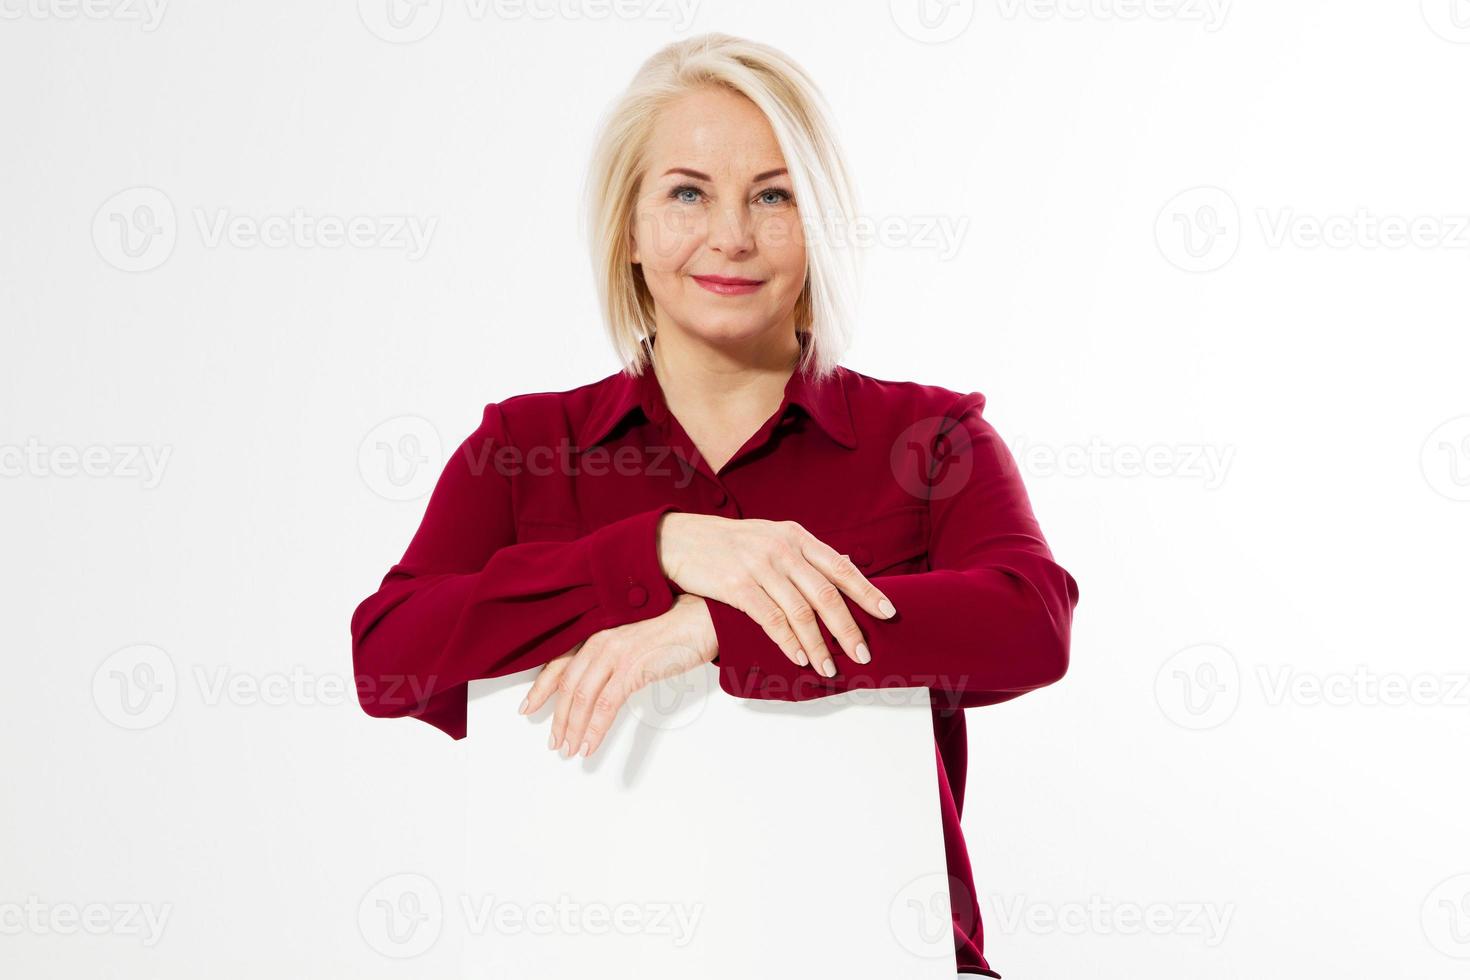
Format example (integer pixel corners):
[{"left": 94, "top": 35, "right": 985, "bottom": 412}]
[{"left": 630, "top": 85, "right": 806, "bottom": 350}]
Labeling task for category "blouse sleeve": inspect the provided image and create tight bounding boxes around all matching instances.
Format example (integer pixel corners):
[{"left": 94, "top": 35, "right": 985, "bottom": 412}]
[
  {"left": 705, "top": 391, "right": 1079, "bottom": 711},
  {"left": 349, "top": 402, "right": 680, "bottom": 739}
]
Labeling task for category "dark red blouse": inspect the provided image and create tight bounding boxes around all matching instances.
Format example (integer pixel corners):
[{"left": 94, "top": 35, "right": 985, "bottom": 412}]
[{"left": 349, "top": 347, "right": 1079, "bottom": 977}]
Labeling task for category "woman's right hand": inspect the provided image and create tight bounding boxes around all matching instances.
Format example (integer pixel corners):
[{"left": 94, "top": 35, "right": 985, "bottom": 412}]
[{"left": 656, "top": 513, "right": 897, "bottom": 677}]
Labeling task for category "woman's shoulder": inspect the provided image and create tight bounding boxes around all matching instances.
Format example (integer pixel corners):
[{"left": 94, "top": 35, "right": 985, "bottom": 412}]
[
  {"left": 835, "top": 364, "right": 988, "bottom": 422},
  {"left": 469, "top": 370, "right": 630, "bottom": 447},
  {"left": 486, "top": 371, "right": 619, "bottom": 412}
]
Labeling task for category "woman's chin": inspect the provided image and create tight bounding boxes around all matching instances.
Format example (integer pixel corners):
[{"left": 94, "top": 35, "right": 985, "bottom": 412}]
[{"left": 672, "top": 312, "right": 793, "bottom": 348}]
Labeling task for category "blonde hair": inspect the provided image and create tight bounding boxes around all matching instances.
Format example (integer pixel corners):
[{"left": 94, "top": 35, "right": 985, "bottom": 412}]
[{"left": 582, "top": 33, "right": 862, "bottom": 379}]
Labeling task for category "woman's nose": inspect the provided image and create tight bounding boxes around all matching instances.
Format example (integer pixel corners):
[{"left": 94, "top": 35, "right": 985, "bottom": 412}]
[{"left": 706, "top": 205, "right": 755, "bottom": 256}]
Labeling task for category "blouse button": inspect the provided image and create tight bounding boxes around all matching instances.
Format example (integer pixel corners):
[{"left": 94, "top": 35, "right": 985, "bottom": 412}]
[
  {"left": 851, "top": 545, "right": 873, "bottom": 568},
  {"left": 626, "top": 585, "right": 648, "bottom": 608},
  {"left": 713, "top": 489, "right": 729, "bottom": 507}
]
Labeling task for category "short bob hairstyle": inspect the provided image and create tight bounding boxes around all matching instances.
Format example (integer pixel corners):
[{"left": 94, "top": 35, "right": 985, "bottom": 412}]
[{"left": 582, "top": 33, "right": 862, "bottom": 380}]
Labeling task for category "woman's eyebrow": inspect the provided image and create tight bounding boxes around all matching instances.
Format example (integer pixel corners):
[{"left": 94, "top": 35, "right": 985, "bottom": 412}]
[{"left": 661, "top": 167, "right": 789, "bottom": 183}]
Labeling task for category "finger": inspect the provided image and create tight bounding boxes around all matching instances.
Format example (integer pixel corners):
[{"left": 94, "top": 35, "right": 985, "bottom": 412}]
[
  {"left": 759, "top": 570, "right": 836, "bottom": 677},
  {"left": 562, "top": 653, "right": 619, "bottom": 760},
  {"left": 738, "top": 585, "right": 810, "bottom": 668},
  {"left": 786, "top": 557, "right": 870, "bottom": 666},
  {"left": 550, "top": 642, "right": 598, "bottom": 755},
  {"left": 523, "top": 648, "right": 577, "bottom": 716},
  {"left": 802, "top": 539, "right": 896, "bottom": 622},
  {"left": 578, "top": 673, "right": 631, "bottom": 759}
]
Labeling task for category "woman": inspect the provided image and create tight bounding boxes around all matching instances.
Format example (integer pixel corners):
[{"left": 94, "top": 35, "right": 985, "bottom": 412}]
[{"left": 350, "top": 33, "right": 1079, "bottom": 979}]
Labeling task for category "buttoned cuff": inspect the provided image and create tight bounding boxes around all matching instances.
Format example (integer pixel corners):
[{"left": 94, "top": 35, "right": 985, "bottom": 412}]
[{"left": 585, "top": 503, "right": 680, "bottom": 630}]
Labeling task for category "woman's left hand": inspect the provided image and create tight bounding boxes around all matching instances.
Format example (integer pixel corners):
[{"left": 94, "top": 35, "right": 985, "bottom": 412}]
[{"left": 523, "top": 593, "right": 718, "bottom": 760}]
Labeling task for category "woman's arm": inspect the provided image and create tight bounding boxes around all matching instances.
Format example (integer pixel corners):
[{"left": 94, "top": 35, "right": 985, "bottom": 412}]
[
  {"left": 349, "top": 402, "right": 680, "bottom": 739},
  {"left": 705, "top": 391, "right": 1080, "bottom": 711}
]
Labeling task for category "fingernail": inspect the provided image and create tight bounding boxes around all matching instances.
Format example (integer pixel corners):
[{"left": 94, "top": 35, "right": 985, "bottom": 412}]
[
  {"left": 518, "top": 696, "right": 530, "bottom": 715},
  {"left": 560, "top": 738, "right": 571, "bottom": 758},
  {"left": 578, "top": 740, "right": 590, "bottom": 758},
  {"left": 548, "top": 731, "right": 558, "bottom": 750},
  {"left": 795, "top": 649, "right": 808, "bottom": 667},
  {"left": 821, "top": 660, "right": 837, "bottom": 677},
  {"left": 878, "top": 598, "right": 896, "bottom": 618},
  {"left": 855, "top": 643, "right": 870, "bottom": 664}
]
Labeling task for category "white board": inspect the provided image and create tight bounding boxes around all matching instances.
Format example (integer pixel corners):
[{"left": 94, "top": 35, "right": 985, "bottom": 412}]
[{"left": 461, "top": 664, "right": 960, "bottom": 979}]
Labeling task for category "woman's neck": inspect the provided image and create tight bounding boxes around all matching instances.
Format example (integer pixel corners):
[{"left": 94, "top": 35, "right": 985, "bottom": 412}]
[{"left": 645, "top": 320, "right": 801, "bottom": 469}]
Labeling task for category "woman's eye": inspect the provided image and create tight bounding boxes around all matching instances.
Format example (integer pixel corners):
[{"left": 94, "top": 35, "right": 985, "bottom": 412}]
[{"left": 668, "top": 185, "right": 792, "bottom": 206}]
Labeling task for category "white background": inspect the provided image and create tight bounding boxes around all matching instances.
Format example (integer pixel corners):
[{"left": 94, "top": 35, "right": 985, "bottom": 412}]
[{"left": 3, "top": 1, "right": 1469, "bottom": 977}]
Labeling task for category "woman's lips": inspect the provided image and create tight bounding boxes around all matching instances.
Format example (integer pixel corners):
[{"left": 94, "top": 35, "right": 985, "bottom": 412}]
[{"left": 692, "top": 274, "right": 765, "bottom": 296}]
